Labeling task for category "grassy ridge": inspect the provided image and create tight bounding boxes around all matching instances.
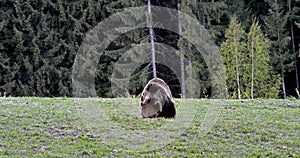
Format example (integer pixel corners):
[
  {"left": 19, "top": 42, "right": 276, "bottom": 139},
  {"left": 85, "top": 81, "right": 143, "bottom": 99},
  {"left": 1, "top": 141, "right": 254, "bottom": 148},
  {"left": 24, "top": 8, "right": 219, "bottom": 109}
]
[{"left": 0, "top": 98, "right": 299, "bottom": 157}]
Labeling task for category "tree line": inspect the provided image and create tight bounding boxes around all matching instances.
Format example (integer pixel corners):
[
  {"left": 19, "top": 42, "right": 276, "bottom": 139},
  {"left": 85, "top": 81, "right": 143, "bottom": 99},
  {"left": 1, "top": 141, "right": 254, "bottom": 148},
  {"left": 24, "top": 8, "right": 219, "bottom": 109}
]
[{"left": 0, "top": 0, "right": 299, "bottom": 99}]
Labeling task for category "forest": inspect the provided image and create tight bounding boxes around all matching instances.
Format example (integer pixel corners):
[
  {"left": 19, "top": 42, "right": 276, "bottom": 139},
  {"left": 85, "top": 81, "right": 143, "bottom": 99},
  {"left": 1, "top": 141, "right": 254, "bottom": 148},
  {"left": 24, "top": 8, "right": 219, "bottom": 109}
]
[{"left": 0, "top": 0, "right": 300, "bottom": 99}]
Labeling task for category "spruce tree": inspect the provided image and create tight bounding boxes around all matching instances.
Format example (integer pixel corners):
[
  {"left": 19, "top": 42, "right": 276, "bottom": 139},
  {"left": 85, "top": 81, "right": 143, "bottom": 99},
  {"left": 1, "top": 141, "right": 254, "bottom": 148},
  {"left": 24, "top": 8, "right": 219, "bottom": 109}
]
[
  {"left": 189, "top": 0, "right": 228, "bottom": 45},
  {"left": 288, "top": 0, "right": 300, "bottom": 92},
  {"left": 220, "top": 15, "right": 246, "bottom": 99},
  {"left": 178, "top": 0, "right": 214, "bottom": 98},
  {"left": 246, "top": 19, "right": 280, "bottom": 98},
  {"left": 263, "top": 0, "right": 293, "bottom": 99},
  {"left": 225, "top": 0, "right": 252, "bottom": 31}
]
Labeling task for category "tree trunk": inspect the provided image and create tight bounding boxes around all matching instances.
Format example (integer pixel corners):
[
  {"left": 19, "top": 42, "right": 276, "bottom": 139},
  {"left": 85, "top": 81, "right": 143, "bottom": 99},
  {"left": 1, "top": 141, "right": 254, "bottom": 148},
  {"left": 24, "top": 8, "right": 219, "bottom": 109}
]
[
  {"left": 234, "top": 26, "right": 241, "bottom": 99},
  {"left": 189, "top": 59, "right": 193, "bottom": 98},
  {"left": 180, "top": 56, "right": 186, "bottom": 98},
  {"left": 178, "top": 2, "right": 186, "bottom": 98},
  {"left": 281, "top": 69, "right": 286, "bottom": 99},
  {"left": 148, "top": 0, "right": 156, "bottom": 78},
  {"left": 235, "top": 55, "right": 241, "bottom": 99},
  {"left": 189, "top": 59, "right": 193, "bottom": 92},
  {"left": 288, "top": 1, "right": 299, "bottom": 90},
  {"left": 251, "top": 38, "right": 254, "bottom": 99}
]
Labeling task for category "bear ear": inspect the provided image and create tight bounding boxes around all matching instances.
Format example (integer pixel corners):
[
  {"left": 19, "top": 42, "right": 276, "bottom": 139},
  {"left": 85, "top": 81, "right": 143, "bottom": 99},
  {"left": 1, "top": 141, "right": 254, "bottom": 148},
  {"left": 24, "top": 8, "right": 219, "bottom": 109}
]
[{"left": 146, "top": 83, "right": 152, "bottom": 91}]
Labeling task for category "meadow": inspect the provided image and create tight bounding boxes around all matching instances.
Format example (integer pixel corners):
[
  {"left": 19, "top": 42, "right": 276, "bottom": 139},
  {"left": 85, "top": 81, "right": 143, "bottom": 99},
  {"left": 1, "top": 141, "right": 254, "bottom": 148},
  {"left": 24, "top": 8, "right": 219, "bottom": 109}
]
[{"left": 0, "top": 97, "right": 299, "bottom": 157}]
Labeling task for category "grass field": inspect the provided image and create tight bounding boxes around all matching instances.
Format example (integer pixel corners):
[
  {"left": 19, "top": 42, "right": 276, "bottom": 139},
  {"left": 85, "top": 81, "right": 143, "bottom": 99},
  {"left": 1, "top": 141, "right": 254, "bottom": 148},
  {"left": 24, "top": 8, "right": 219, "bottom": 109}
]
[{"left": 0, "top": 97, "right": 299, "bottom": 157}]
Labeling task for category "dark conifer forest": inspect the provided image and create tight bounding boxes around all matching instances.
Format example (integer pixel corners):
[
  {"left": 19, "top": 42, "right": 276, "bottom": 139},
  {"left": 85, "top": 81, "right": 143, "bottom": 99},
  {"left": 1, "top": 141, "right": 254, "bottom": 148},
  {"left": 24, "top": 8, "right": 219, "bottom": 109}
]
[{"left": 0, "top": 0, "right": 299, "bottom": 98}]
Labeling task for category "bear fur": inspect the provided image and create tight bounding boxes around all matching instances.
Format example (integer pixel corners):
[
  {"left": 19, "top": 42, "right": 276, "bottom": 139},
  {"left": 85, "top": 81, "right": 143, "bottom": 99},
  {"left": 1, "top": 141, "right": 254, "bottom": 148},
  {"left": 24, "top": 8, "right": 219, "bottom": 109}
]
[{"left": 140, "top": 78, "right": 176, "bottom": 118}]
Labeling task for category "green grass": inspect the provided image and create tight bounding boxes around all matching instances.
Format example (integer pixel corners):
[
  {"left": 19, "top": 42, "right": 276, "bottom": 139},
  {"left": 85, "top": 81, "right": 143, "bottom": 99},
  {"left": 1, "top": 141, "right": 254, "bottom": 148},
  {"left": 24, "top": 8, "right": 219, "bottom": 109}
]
[{"left": 0, "top": 97, "right": 299, "bottom": 157}]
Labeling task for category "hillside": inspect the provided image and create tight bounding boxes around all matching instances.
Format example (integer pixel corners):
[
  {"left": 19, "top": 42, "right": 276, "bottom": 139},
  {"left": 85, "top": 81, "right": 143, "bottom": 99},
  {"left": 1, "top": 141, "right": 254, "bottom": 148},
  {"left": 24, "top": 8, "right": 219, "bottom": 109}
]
[{"left": 0, "top": 98, "right": 299, "bottom": 157}]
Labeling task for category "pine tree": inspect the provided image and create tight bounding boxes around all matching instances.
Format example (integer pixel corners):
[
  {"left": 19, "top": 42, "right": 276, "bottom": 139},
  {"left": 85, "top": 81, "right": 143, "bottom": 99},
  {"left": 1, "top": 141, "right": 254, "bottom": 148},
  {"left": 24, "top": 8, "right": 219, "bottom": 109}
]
[
  {"left": 288, "top": 0, "right": 300, "bottom": 92},
  {"left": 189, "top": 0, "right": 228, "bottom": 45},
  {"left": 263, "top": 0, "right": 293, "bottom": 99},
  {"left": 246, "top": 19, "right": 280, "bottom": 98},
  {"left": 94, "top": 0, "right": 149, "bottom": 97},
  {"left": 225, "top": 0, "right": 252, "bottom": 32},
  {"left": 296, "top": 22, "right": 300, "bottom": 58},
  {"left": 176, "top": 0, "right": 212, "bottom": 98},
  {"left": 220, "top": 15, "right": 246, "bottom": 99}
]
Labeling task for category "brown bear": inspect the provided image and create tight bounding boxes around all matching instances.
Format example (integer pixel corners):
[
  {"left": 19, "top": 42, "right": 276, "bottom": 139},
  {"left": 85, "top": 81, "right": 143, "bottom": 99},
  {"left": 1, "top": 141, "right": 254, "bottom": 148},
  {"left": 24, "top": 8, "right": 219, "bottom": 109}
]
[{"left": 140, "top": 77, "right": 176, "bottom": 118}]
